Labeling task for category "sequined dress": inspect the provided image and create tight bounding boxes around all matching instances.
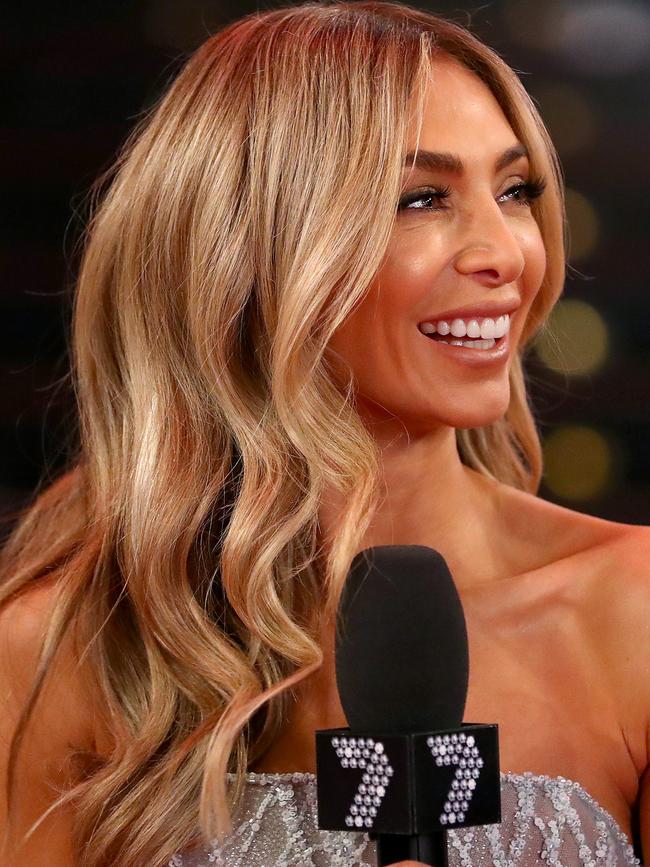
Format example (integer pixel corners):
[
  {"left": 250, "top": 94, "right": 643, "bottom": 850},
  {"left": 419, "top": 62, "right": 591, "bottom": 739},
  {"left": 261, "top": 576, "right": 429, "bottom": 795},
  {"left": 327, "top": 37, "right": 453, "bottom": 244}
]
[{"left": 167, "top": 770, "right": 643, "bottom": 866}]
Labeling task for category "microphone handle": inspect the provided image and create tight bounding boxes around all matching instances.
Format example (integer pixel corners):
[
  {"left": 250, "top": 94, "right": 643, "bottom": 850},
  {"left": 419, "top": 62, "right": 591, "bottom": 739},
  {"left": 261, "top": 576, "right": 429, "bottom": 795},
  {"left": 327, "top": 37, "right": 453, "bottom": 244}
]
[{"left": 373, "top": 830, "right": 449, "bottom": 867}]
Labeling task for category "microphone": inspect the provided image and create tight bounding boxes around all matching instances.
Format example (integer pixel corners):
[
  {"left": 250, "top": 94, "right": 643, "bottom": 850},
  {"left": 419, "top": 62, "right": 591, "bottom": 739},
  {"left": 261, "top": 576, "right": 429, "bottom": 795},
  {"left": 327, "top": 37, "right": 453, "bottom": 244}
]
[{"left": 315, "top": 545, "right": 502, "bottom": 866}]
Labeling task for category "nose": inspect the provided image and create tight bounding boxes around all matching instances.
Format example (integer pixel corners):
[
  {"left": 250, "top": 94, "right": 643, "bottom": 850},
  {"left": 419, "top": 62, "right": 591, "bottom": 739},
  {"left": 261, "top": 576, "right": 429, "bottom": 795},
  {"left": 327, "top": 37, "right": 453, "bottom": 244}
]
[{"left": 453, "top": 204, "right": 526, "bottom": 288}]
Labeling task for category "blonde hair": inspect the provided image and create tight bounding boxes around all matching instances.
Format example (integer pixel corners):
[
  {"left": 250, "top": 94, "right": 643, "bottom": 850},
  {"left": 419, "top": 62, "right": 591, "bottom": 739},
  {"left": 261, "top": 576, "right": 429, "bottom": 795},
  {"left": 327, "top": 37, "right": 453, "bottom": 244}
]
[{"left": 0, "top": 2, "right": 566, "bottom": 864}]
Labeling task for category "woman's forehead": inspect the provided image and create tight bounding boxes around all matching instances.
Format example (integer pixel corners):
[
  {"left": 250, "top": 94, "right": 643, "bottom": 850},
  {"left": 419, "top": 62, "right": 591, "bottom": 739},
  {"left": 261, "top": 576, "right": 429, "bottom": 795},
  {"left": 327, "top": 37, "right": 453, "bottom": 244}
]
[
  {"left": 416, "top": 56, "right": 506, "bottom": 124},
  {"left": 406, "top": 63, "right": 516, "bottom": 160}
]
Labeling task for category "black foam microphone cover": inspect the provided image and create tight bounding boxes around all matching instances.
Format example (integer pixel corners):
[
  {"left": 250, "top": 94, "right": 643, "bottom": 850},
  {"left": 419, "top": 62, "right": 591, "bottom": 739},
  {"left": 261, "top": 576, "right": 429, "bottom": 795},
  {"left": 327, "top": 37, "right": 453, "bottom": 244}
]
[{"left": 335, "top": 545, "right": 469, "bottom": 732}]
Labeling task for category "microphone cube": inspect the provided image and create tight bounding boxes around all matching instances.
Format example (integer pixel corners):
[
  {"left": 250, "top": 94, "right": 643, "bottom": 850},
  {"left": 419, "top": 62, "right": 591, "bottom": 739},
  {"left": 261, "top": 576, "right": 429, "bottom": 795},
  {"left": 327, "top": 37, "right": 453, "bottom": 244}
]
[{"left": 315, "top": 722, "right": 501, "bottom": 834}]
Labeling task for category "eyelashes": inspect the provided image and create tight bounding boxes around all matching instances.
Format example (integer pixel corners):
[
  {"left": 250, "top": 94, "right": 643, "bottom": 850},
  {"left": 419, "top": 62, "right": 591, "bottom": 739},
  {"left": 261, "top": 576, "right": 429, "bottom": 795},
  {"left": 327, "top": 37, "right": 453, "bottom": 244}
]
[{"left": 397, "top": 175, "right": 548, "bottom": 213}]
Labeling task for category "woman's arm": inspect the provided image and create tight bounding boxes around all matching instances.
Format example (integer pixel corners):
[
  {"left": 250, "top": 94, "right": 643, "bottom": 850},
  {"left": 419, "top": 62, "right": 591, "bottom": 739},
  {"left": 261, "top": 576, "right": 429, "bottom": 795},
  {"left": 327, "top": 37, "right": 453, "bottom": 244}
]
[{"left": 0, "top": 581, "right": 95, "bottom": 866}]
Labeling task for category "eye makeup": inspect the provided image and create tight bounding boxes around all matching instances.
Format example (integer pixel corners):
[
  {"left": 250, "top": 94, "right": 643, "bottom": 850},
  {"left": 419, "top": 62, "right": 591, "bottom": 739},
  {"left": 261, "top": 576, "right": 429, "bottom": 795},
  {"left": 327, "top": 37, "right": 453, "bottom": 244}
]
[{"left": 397, "top": 176, "right": 547, "bottom": 213}]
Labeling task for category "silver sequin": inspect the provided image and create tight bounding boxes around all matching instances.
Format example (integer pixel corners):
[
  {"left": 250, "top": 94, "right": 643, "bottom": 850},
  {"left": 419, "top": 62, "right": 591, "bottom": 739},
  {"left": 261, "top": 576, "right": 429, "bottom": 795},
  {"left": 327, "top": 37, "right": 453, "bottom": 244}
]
[{"left": 168, "top": 771, "right": 642, "bottom": 867}]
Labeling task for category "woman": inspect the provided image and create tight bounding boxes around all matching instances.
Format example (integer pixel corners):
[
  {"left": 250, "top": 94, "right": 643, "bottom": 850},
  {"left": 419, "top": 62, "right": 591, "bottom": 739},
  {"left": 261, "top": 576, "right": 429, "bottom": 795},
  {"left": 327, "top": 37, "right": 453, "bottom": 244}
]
[{"left": 0, "top": 1, "right": 647, "bottom": 865}]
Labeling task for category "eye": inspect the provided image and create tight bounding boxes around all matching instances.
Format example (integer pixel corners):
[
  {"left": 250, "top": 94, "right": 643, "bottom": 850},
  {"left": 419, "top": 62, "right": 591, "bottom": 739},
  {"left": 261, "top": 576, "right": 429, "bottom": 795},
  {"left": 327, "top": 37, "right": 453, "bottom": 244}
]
[
  {"left": 498, "top": 177, "right": 547, "bottom": 207},
  {"left": 397, "top": 176, "right": 547, "bottom": 213},
  {"left": 397, "top": 185, "right": 452, "bottom": 212}
]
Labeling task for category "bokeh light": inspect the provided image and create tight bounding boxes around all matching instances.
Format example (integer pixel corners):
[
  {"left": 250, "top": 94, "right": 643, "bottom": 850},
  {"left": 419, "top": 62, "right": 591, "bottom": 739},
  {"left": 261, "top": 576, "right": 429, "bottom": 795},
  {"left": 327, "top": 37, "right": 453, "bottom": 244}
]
[
  {"left": 532, "top": 299, "right": 610, "bottom": 377},
  {"left": 549, "top": 1, "right": 650, "bottom": 77},
  {"left": 502, "top": 0, "right": 650, "bottom": 76},
  {"left": 542, "top": 425, "right": 620, "bottom": 501}
]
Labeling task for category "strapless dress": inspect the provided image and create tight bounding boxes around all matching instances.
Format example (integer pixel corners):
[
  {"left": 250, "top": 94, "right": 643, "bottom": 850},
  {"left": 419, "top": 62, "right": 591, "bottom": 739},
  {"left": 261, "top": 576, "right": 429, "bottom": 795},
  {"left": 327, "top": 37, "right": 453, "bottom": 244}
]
[{"left": 167, "top": 770, "right": 643, "bottom": 866}]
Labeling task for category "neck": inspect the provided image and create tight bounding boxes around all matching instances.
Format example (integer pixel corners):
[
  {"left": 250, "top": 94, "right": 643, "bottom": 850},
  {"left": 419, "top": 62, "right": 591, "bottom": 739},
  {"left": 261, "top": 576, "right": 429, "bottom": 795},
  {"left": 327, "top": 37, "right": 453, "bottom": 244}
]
[{"left": 319, "top": 421, "right": 508, "bottom": 592}]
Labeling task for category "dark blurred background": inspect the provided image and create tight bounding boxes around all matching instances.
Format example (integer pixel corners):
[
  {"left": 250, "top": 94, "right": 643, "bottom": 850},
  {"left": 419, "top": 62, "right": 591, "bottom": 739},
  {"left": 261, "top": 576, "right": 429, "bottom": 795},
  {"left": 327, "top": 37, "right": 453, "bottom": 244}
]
[{"left": 2, "top": 0, "right": 649, "bottom": 525}]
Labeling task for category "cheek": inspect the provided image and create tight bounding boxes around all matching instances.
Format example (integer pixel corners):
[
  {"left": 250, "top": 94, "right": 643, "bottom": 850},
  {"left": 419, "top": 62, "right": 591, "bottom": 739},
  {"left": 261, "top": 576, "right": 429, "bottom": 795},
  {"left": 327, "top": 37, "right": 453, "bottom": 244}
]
[
  {"left": 373, "top": 246, "right": 446, "bottom": 315},
  {"left": 324, "top": 271, "right": 414, "bottom": 389},
  {"left": 324, "top": 293, "right": 378, "bottom": 382},
  {"left": 330, "top": 252, "right": 428, "bottom": 349}
]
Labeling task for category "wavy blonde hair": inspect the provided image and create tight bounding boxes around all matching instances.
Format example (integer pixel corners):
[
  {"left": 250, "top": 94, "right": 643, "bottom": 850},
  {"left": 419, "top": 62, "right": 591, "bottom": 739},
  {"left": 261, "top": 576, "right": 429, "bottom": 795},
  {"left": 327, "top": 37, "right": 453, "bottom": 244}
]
[{"left": 0, "top": 1, "right": 566, "bottom": 864}]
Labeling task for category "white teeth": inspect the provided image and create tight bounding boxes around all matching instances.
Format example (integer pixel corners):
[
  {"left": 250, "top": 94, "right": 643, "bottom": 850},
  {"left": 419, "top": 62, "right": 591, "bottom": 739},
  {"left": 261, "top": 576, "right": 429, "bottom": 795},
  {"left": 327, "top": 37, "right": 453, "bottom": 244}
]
[
  {"left": 419, "top": 313, "right": 510, "bottom": 340},
  {"left": 439, "top": 337, "right": 496, "bottom": 350}
]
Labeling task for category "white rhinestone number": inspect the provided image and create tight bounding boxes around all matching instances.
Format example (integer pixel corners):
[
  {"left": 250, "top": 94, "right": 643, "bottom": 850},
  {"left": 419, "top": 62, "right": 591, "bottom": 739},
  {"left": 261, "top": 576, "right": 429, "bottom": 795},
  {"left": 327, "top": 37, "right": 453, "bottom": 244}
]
[
  {"left": 427, "top": 732, "right": 483, "bottom": 825},
  {"left": 331, "top": 736, "right": 394, "bottom": 830}
]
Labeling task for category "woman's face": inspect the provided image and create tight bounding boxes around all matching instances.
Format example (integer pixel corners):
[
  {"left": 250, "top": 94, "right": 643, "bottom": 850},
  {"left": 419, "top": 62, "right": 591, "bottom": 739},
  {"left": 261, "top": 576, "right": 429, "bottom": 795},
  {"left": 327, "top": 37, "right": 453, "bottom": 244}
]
[{"left": 326, "top": 54, "right": 547, "bottom": 435}]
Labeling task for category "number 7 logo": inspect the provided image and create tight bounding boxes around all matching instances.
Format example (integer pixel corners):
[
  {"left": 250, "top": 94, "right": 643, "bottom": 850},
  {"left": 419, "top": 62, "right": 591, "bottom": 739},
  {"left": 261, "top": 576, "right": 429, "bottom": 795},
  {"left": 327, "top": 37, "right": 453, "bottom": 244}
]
[
  {"left": 427, "top": 732, "right": 483, "bottom": 825},
  {"left": 331, "top": 735, "right": 394, "bottom": 830}
]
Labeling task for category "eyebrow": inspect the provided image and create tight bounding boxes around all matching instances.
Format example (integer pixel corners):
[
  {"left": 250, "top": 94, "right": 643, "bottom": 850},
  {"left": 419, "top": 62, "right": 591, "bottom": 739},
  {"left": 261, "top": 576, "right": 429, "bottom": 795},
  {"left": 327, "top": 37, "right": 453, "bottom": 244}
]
[{"left": 402, "top": 142, "right": 530, "bottom": 176}]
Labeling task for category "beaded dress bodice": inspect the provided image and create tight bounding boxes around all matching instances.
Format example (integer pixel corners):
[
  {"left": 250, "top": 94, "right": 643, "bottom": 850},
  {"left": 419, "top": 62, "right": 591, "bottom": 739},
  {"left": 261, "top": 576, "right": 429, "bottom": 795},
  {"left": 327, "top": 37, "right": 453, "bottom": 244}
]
[{"left": 168, "top": 770, "right": 643, "bottom": 866}]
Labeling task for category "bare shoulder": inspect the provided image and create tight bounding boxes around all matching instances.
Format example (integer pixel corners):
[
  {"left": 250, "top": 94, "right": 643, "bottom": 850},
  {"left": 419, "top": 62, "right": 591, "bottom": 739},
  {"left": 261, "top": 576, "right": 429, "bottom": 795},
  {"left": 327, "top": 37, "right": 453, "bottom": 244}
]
[
  {"left": 505, "top": 487, "right": 649, "bottom": 719},
  {"left": 494, "top": 482, "right": 636, "bottom": 582},
  {"left": 584, "top": 522, "right": 650, "bottom": 767},
  {"left": 0, "top": 578, "right": 101, "bottom": 864},
  {"left": 561, "top": 516, "right": 650, "bottom": 654},
  {"left": 584, "top": 522, "right": 650, "bottom": 867},
  {"left": 0, "top": 578, "right": 98, "bottom": 745},
  {"left": 585, "top": 521, "right": 650, "bottom": 627}
]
